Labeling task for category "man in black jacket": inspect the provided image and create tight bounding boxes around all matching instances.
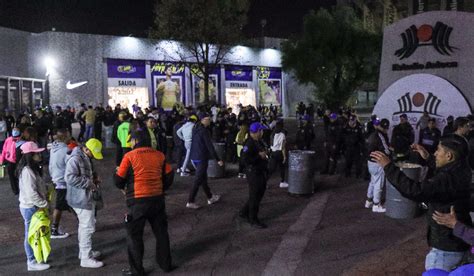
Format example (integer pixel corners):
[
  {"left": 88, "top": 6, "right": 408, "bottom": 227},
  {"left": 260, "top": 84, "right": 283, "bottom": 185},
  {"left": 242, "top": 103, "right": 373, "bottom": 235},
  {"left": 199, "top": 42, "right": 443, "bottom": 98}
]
[
  {"left": 321, "top": 113, "right": 342, "bottom": 175},
  {"left": 371, "top": 134, "right": 472, "bottom": 272},
  {"left": 186, "top": 112, "right": 223, "bottom": 209},
  {"left": 342, "top": 115, "right": 365, "bottom": 178},
  {"left": 391, "top": 113, "right": 415, "bottom": 161}
]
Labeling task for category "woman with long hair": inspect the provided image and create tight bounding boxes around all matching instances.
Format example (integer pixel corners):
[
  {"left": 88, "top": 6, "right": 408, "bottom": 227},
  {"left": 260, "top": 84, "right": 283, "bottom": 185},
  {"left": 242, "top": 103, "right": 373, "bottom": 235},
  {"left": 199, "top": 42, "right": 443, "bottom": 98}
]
[
  {"left": 16, "top": 142, "right": 50, "bottom": 271},
  {"left": 269, "top": 120, "right": 288, "bottom": 188}
]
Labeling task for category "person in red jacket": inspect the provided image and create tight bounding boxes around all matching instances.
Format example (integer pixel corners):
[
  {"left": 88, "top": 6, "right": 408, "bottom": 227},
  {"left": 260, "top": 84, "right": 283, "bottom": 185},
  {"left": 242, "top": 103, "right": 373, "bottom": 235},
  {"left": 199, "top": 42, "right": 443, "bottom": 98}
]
[{"left": 115, "top": 129, "right": 176, "bottom": 275}]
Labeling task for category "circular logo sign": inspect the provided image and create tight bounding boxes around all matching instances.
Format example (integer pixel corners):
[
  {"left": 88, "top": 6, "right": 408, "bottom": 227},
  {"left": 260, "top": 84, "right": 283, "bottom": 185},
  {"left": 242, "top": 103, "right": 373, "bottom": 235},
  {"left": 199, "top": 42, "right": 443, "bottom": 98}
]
[{"left": 373, "top": 74, "right": 471, "bottom": 138}]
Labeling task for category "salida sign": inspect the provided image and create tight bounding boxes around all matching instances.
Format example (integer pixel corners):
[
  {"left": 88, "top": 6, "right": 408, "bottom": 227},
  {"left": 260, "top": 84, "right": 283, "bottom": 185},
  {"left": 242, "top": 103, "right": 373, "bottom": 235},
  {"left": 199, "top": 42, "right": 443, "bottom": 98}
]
[
  {"left": 373, "top": 74, "right": 471, "bottom": 138},
  {"left": 392, "top": 21, "right": 458, "bottom": 71}
]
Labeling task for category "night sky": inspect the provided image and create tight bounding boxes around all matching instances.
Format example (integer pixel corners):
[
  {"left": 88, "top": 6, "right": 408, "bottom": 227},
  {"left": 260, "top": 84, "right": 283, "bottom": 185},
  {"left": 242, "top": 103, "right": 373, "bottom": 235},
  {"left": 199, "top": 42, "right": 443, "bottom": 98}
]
[{"left": 0, "top": 0, "right": 336, "bottom": 38}]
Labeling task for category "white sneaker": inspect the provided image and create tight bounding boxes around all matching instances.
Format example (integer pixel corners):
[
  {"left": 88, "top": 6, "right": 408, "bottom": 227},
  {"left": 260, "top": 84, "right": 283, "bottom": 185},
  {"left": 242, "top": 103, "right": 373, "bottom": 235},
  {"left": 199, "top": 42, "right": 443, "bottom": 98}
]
[
  {"left": 237, "top": 173, "right": 242, "bottom": 178},
  {"left": 186, "top": 202, "right": 201, "bottom": 209},
  {"left": 242, "top": 174, "right": 247, "bottom": 179},
  {"left": 372, "top": 204, "right": 386, "bottom": 213},
  {"left": 184, "top": 169, "right": 191, "bottom": 173},
  {"left": 80, "top": 258, "right": 104, "bottom": 268},
  {"left": 207, "top": 195, "right": 221, "bottom": 205},
  {"left": 176, "top": 168, "right": 181, "bottom": 173},
  {"left": 279, "top": 182, "right": 289, "bottom": 188},
  {"left": 180, "top": 172, "right": 190, "bottom": 177},
  {"left": 364, "top": 200, "right": 373, "bottom": 209},
  {"left": 28, "top": 260, "right": 50, "bottom": 271}
]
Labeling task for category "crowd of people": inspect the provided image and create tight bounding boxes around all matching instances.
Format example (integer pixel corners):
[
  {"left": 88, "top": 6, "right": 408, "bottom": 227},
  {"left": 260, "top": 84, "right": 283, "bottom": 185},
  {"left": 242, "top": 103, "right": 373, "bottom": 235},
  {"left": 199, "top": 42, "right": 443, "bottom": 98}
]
[
  {"left": 4, "top": 100, "right": 474, "bottom": 275},
  {"left": 1, "top": 102, "right": 289, "bottom": 274}
]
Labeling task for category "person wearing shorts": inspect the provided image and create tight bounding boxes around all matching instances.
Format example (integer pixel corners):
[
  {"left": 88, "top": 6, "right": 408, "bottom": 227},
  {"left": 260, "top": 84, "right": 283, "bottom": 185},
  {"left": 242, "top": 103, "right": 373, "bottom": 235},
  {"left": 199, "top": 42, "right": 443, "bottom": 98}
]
[{"left": 49, "top": 129, "right": 72, "bottom": 239}]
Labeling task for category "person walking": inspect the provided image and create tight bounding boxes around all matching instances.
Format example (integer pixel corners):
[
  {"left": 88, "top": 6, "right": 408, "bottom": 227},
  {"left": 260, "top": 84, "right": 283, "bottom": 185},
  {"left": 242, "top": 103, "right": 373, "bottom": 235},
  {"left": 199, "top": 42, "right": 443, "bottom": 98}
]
[
  {"left": 186, "top": 112, "right": 223, "bottom": 209},
  {"left": 176, "top": 115, "right": 197, "bottom": 177},
  {"left": 65, "top": 138, "right": 104, "bottom": 268},
  {"left": 17, "top": 141, "right": 50, "bottom": 271},
  {"left": 82, "top": 106, "right": 97, "bottom": 141},
  {"left": 239, "top": 122, "right": 269, "bottom": 229},
  {"left": 115, "top": 129, "right": 176, "bottom": 275},
  {"left": 1, "top": 127, "right": 21, "bottom": 195},
  {"left": 49, "top": 129, "right": 72, "bottom": 239}
]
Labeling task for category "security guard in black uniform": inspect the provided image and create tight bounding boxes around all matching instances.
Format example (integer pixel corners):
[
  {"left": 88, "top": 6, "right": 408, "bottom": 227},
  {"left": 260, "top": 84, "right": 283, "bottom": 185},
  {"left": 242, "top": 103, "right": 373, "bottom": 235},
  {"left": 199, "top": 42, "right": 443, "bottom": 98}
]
[
  {"left": 342, "top": 115, "right": 365, "bottom": 178},
  {"left": 321, "top": 113, "right": 342, "bottom": 175},
  {"left": 239, "top": 122, "right": 269, "bottom": 229}
]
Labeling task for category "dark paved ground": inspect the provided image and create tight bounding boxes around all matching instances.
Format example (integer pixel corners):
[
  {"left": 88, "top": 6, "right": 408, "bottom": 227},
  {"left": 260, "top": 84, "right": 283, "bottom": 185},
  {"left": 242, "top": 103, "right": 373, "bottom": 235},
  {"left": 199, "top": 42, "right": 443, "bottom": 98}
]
[{"left": 0, "top": 120, "right": 428, "bottom": 275}]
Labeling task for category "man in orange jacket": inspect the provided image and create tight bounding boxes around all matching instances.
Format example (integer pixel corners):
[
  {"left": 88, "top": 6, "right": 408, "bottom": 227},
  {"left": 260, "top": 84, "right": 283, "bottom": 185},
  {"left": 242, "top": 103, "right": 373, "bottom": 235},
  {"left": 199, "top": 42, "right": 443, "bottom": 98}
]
[{"left": 115, "top": 129, "right": 176, "bottom": 275}]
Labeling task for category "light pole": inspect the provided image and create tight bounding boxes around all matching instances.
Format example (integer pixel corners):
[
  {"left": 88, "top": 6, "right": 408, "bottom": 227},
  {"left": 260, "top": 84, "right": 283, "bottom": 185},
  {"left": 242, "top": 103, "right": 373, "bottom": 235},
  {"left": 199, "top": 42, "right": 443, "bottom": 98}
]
[{"left": 44, "top": 56, "right": 55, "bottom": 107}]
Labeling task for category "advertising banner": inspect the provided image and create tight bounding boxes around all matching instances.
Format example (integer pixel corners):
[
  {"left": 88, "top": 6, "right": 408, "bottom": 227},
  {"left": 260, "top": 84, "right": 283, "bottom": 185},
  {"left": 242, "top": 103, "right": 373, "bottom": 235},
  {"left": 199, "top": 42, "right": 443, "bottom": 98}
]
[
  {"left": 224, "top": 65, "right": 254, "bottom": 114},
  {"left": 151, "top": 62, "right": 185, "bottom": 110},
  {"left": 107, "top": 59, "right": 148, "bottom": 112},
  {"left": 191, "top": 66, "right": 220, "bottom": 105},
  {"left": 256, "top": 66, "right": 282, "bottom": 106},
  {"left": 373, "top": 74, "right": 471, "bottom": 141}
]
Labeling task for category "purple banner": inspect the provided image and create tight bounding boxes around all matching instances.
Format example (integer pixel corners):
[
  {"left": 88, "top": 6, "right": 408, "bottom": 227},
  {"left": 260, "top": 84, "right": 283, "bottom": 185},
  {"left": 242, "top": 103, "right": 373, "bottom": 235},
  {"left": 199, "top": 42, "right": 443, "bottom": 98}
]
[
  {"left": 150, "top": 61, "right": 186, "bottom": 109},
  {"left": 225, "top": 65, "right": 253, "bottom": 81},
  {"left": 256, "top": 66, "right": 282, "bottom": 80},
  {"left": 107, "top": 59, "right": 146, "bottom": 78}
]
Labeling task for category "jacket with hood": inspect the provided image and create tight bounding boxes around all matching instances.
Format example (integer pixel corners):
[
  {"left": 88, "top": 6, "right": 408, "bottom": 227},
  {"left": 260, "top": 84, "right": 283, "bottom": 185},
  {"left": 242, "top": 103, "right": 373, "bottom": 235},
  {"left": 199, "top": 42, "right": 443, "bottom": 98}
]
[
  {"left": 117, "top": 121, "right": 131, "bottom": 148},
  {"left": 19, "top": 166, "right": 48, "bottom": 209},
  {"left": 49, "top": 141, "right": 68, "bottom": 189},
  {"left": 0, "top": 136, "right": 19, "bottom": 163},
  {"left": 177, "top": 121, "right": 195, "bottom": 142},
  {"left": 65, "top": 146, "right": 95, "bottom": 210},
  {"left": 190, "top": 123, "right": 219, "bottom": 162}
]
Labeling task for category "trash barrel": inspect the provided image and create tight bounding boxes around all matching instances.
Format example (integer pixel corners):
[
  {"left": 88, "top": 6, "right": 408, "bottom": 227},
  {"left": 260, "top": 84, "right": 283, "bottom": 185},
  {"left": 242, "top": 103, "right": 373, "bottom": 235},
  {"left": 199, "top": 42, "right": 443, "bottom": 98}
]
[
  {"left": 385, "top": 162, "right": 421, "bottom": 219},
  {"left": 287, "top": 150, "right": 316, "bottom": 195},
  {"left": 208, "top": 142, "right": 226, "bottom": 178}
]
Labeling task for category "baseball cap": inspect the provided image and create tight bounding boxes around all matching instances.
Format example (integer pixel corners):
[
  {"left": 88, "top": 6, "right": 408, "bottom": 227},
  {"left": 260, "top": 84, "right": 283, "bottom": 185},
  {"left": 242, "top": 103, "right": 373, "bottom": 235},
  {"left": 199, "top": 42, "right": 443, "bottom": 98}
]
[
  {"left": 400, "top": 114, "right": 408, "bottom": 119},
  {"left": 380, "top": 119, "right": 390, "bottom": 129},
  {"left": 198, "top": 112, "right": 210, "bottom": 120},
  {"left": 20, "top": 142, "right": 45, "bottom": 154},
  {"left": 349, "top": 115, "right": 357, "bottom": 121},
  {"left": 85, "top": 138, "right": 103, "bottom": 160},
  {"left": 329, "top": 113, "right": 337, "bottom": 120},
  {"left": 189, "top": 114, "right": 198, "bottom": 121},
  {"left": 249, "top": 122, "right": 267, "bottom": 133}
]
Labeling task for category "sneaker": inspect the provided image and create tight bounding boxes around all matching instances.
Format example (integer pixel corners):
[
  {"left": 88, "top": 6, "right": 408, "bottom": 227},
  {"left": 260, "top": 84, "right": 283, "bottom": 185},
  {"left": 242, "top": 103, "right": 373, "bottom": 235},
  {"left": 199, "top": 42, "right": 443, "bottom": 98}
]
[
  {"left": 184, "top": 169, "right": 191, "bottom": 173},
  {"left": 180, "top": 172, "right": 190, "bottom": 177},
  {"left": 186, "top": 202, "right": 201, "bottom": 209},
  {"left": 176, "top": 168, "right": 181, "bottom": 174},
  {"left": 28, "top": 260, "right": 50, "bottom": 271},
  {"left": 372, "top": 204, "right": 386, "bottom": 213},
  {"left": 364, "top": 200, "right": 373, "bottom": 209},
  {"left": 80, "top": 258, "right": 104, "bottom": 268},
  {"left": 51, "top": 228, "right": 70, "bottom": 239},
  {"left": 279, "top": 182, "right": 289, "bottom": 188},
  {"left": 237, "top": 173, "right": 242, "bottom": 178},
  {"left": 242, "top": 174, "right": 247, "bottom": 179},
  {"left": 207, "top": 195, "right": 221, "bottom": 205}
]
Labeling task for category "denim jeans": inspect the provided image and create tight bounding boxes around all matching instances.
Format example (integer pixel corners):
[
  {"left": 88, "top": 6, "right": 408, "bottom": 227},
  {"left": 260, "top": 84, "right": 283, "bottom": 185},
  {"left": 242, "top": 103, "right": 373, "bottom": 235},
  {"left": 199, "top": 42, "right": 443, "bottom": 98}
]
[
  {"left": 85, "top": 124, "right": 94, "bottom": 141},
  {"left": 425, "top": 247, "right": 466, "bottom": 271},
  {"left": 367, "top": 161, "right": 385, "bottom": 204},
  {"left": 73, "top": 205, "right": 96, "bottom": 259},
  {"left": 20, "top": 207, "right": 37, "bottom": 262},
  {"left": 180, "top": 141, "right": 192, "bottom": 172}
]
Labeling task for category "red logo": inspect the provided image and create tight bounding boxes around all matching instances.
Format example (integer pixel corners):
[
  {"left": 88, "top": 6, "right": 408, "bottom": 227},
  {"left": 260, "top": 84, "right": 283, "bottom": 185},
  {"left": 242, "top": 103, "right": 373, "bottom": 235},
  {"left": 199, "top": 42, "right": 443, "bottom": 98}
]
[{"left": 395, "top": 22, "right": 457, "bottom": 59}]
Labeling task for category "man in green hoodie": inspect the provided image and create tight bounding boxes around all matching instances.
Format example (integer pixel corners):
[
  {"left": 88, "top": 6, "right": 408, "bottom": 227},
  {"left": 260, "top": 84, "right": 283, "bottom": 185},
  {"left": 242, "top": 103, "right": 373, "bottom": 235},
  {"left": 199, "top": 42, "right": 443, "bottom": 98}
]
[{"left": 117, "top": 117, "right": 131, "bottom": 166}]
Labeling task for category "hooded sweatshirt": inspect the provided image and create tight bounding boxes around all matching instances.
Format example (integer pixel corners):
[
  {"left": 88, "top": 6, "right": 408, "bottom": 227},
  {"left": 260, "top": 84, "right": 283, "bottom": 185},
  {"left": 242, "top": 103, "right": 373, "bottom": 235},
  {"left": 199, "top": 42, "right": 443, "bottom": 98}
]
[
  {"left": 19, "top": 166, "right": 48, "bottom": 209},
  {"left": 176, "top": 121, "right": 195, "bottom": 142},
  {"left": 65, "top": 146, "right": 95, "bottom": 210},
  {"left": 49, "top": 141, "right": 68, "bottom": 189}
]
